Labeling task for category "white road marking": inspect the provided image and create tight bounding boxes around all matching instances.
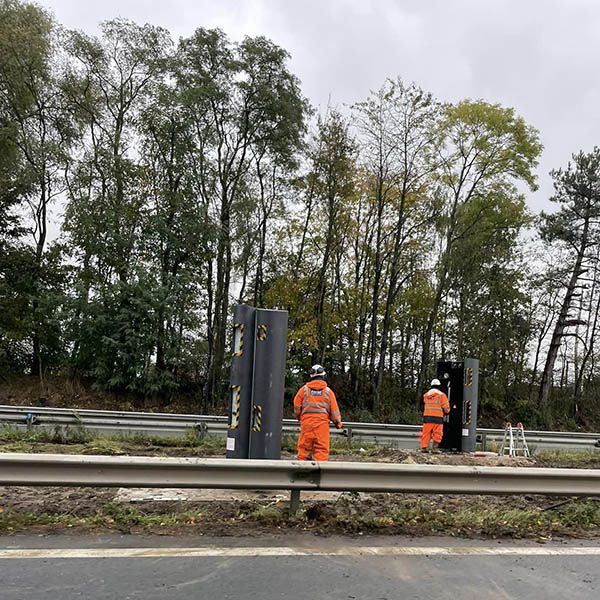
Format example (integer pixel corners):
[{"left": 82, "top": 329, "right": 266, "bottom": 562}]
[{"left": 0, "top": 546, "right": 600, "bottom": 559}]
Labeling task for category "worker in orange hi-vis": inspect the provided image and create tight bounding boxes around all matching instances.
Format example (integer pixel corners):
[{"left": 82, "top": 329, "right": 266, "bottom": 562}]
[
  {"left": 293, "top": 364, "right": 342, "bottom": 461},
  {"left": 421, "top": 378, "right": 450, "bottom": 453}
]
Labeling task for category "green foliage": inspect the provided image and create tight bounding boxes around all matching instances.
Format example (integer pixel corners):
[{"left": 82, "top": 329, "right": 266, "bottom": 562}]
[
  {"left": 0, "top": 245, "right": 36, "bottom": 370},
  {"left": 246, "top": 505, "right": 284, "bottom": 523},
  {"left": 0, "top": 0, "right": 76, "bottom": 376},
  {"left": 540, "top": 149, "right": 600, "bottom": 246},
  {"left": 437, "top": 100, "right": 542, "bottom": 191}
]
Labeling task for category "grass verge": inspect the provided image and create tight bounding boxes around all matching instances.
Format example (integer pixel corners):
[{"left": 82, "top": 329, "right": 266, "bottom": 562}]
[
  {"left": 0, "top": 426, "right": 382, "bottom": 458},
  {"left": 534, "top": 449, "right": 600, "bottom": 467},
  {"left": 0, "top": 501, "right": 205, "bottom": 533},
  {"left": 0, "top": 425, "right": 225, "bottom": 456},
  {"left": 1, "top": 494, "right": 600, "bottom": 538}
]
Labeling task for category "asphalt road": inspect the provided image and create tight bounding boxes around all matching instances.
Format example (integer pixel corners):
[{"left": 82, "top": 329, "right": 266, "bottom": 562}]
[{"left": 1, "top": 534, "right": 599, "bottom": 599}]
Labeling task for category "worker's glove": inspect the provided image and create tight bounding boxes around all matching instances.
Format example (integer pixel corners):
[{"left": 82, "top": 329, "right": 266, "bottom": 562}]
[
  {"left": 443, "top": 414, "right": 450, "bottom": 423},
  {"left": 336, "top": 422, "right": 343, "bottom": 429}
]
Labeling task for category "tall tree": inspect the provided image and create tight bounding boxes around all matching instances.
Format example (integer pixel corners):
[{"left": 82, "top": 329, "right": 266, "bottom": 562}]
[
  {"left": 353, "top": 79, "right": 439, "bottom": 414},
  {"left": 138, "top": 76, "right": 213, "bottom": 390},
  {"left": 63, "top": 19, "right": 172, "bottom": 390},
  {"left": 443, "top": 189, "right": 531, "bottom": 413},
  {"left": 176, "top": 30, "right": 308, "bottom": 408},
  {"left": 416, "top": 100, "right": 541, "bottom": 405},
  {"left": 538, "top": 149, "right": 600, "bottom": 411},
  {"left": 308, "top": 109, "right": 356, "bottom": 363},
  {"left": 0, "top": 0, "right": 73, "bottom": 376}
]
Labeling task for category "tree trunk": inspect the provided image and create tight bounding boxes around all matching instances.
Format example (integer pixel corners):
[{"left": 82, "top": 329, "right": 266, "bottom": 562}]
[
  {"left": 539, "top": 220, "right": 589, "bottom": 408},
  {"left": 416, "top": 268, "right": 447, "bottom": 408},
  {"left": 30, "top": 171, "right": 48, "bottom": 379},
  {"left": 205, "top": 182, "right": 231, "bottom": 409},
  {"left": 374, "top": 191, "right": 408, "bottom": 415}
]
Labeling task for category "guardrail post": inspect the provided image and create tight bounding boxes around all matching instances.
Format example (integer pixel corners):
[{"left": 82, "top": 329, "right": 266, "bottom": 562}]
[
  {"left": 481, "top": 433, "right": 487, "bottom": 451},
  {"left": 289, "top": 489, "right": 300, "bottom": 515},
  {"left": 195, "top": 423, "right": 208, "bottom": 441},
  {"left": 26, "top": 413, "right": 36, "bottom": 431},
  {"left": 346, "top": 427, "right": 353, "bottom": 442}
]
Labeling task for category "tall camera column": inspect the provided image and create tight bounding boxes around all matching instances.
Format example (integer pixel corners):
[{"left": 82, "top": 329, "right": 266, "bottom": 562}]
[
  {"left": 226, "top": 305, "right": 288, "bottom": 460},
  {"left": 226, "top": 305, "right": 256, "bottom": 459},
  {"left": 436, "top": 358, "right": 479, "bottom": 453}
]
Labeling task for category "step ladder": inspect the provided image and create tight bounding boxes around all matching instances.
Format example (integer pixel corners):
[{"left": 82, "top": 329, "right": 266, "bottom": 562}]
[{"left": 498, "top": 422, "right": 530, "bottom": 457}]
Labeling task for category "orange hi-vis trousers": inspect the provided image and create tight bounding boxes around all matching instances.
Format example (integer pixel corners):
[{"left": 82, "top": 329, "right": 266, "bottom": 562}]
[
  {"left": 297, "top": 421, "right": 330, "bottom": 461},
  {"left": 421, "top": 423, "right": 443, "bottom": 448}
]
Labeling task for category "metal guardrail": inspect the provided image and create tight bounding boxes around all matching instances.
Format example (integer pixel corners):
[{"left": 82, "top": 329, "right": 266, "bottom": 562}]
[
  {"left": 1, "top": 453, "right": 600, "bottom": 513},
  {"left": 1, "top": 404, "right": 600, "bottom": 452}
]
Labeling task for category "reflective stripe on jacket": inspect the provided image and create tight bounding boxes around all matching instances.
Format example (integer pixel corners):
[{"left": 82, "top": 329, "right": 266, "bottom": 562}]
[
  {"left": 423, "top": 388, "right": 450, "bottom": 424},
  {"left": 293, "top": 379, "right": 342, "bottom": 428}
]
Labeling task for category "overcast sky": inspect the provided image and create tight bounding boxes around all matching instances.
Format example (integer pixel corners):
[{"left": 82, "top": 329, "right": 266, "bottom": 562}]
[{"left": 40, "top": 0, "right": 600, "bottom": 213}]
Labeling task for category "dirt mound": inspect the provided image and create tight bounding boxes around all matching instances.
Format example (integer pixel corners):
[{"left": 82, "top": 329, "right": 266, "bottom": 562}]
[
  {"left": 0, "top": 486, "right": 115, "bottom": 516},
  {"left": 330, "top": 448, "right": 535, "bottom": 467}
]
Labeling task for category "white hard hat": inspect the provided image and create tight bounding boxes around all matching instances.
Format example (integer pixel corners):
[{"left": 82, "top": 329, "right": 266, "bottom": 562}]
[
  {"left": 310, "top": 364, "right": 326, "bottom": 378},
  {"left": 430, "top": 378, "right": 441, "bottom": 386}
]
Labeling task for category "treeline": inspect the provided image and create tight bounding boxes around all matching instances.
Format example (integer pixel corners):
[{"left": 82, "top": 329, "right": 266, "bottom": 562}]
[{"left": 1, "top": 0, "right": 600, "bottom": 427}]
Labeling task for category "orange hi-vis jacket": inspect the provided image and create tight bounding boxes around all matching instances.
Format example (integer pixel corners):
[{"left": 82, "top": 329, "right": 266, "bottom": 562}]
[
  {"left": 293, "top": 379, "right": 342, "bottom": 429},
  {"left": 423, "top": 388, "right": 450, "bottom": 424}
]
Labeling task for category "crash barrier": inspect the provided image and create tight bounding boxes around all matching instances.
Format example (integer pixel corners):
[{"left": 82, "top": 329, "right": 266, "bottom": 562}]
[
  {"left": 1, "top": 453, "right": 600, "bottom": 514},
  {"left": 1, "top": 405, "right": 600, "bottom": 452}
]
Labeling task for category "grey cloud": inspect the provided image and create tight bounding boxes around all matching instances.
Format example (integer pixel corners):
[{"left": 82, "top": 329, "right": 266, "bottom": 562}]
[{"left": 42, "top": 0, "right": 600, "bottom": 211}]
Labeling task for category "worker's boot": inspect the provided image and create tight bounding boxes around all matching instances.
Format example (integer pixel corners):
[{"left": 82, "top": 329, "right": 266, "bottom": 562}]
[
  {"left": 420, "top": 446, "right": 430, "bottom": 453},
  {"left": 431, "top": 442, "right": 441, "bottom": 454}
]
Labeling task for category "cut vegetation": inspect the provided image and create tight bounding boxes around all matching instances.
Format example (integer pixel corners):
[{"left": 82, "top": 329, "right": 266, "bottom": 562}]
[{"left": 1, "top": 487, "right": 600, "bottom": 540}]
